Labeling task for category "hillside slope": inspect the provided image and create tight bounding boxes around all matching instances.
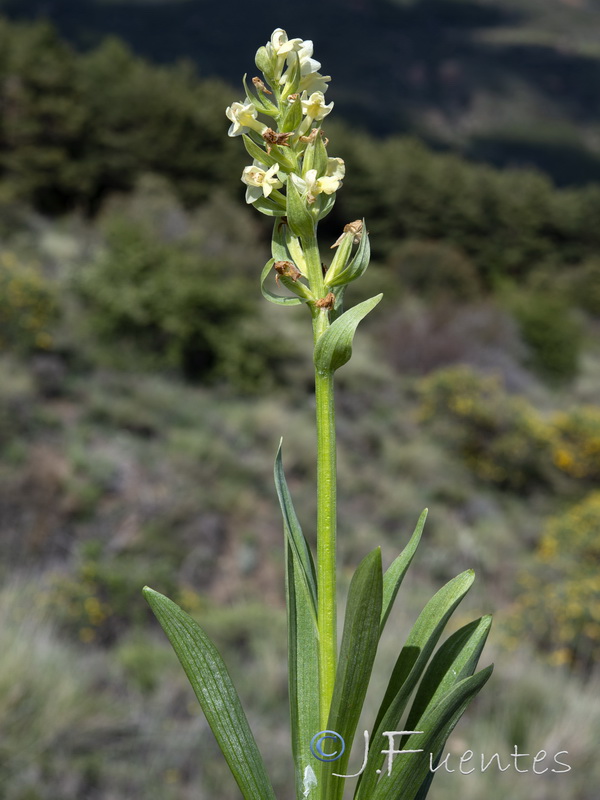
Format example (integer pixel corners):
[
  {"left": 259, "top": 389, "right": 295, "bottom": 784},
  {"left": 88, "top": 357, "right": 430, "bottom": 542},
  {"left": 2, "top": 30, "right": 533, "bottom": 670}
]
[{"left": 3, "top": 0, "right": 600, "bottom": 184}]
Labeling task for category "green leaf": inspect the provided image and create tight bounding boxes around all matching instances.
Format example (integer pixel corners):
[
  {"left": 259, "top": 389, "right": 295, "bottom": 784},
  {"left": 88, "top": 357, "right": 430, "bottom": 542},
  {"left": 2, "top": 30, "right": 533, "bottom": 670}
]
[
  {"left": 371, "top": 666, "right": 494, "bottom": 800},
  {"left": 330, "top": 286, "right": 347, "bottom": 322},
  {"left": 380, "top": 509, "right": 427, "bottom": 633},
  {"left": 274, "top": 442, "right": 318, "bottom": 627},
  {"left": 271, "top": 219, "right": 291, "bottom": 262},
  {"left": 316, "top": 191, "right": 336, "bottom": 221},
  {"left": 251, "top": 195, "right": 287, "bottom": 217},
  {"left": 280, "top": 52, "right": 301, "bottom": 97},
  {"left": 285, "top": 230, "right": 308, "bottom": 276},
  {"left": 313, "top": 132, "right": 329, "bottom": 176},
  {"left": 405, "top": 614, "right": 492, "bottom": 734},
  {"left": 286, "top": 540, "right": 321, "bottom": 800},
  {"left": 260, "top": 258, "right": 305, "bottom": 306},
  {"left": 324, "top": 234, "right": 354, "bottom": 287},
  {"left": 327, "top": 222, "right": 370, "bottom": 287},
  {"left": 281, "top": 96, "right": 302, "bottom": 133},
  {"left": 255, "top": 46, "right": 275, "bottom": 82},
  {"left": 243, "top": 134, "right": 295, "bottom": 172},
  {"left": 354, "top": 570, "right": 475, "bottom": 800},
  {"left": 321, "top": 548, "right": 383, "bottom": 800},
  {"left": 143, "top": 588, "right": 277, "bottom": 800},
  {"left": 242, "top": 74, "right": 279, "bottom": 117},
  {"left": 314, "top": 294, "right": 383, "bottom": 373},
  {"left": 286, "top": 176, "right": 315, "bottom": 240},
  {"left": 303, "top": 130, "right": 328, "bottom": 177},
  {"left": 242, "top": 134, "right": 278, "bottom": 169}
]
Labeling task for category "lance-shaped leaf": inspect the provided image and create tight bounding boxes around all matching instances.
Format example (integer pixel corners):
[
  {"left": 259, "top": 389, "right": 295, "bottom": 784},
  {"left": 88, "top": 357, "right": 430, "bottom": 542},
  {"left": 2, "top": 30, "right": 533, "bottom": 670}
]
[
  {"left": 143, "top": 588, "right": 277, "bottom": 800},
  {"left": 243, "top": 134, "right": 279, "bottom": 170},
  {"left": 303, "top": 131, "right": 328, "bottom": 177},
  {"left": 405, "top": 614, "right": 492, "bottom": 735},
  {"left": 398, "top": 615, "right": 492, "bottom": 799},
  {"left": 243, "top": 133, "right": 295, "bottom": 172},
  {"left": 280, "top": 51, "right": 301, "bottom": 98},
  {"left": 321, "top": 548, "right": 383, "bottom": 800},
  {"left": 255, "top": 46, "right": 275, "bottom": 82},
  {"left": 327, "top": 221, "right": 370, "bottom": 288},
  {"left": 370, "top": 665, "right": 494, "bottom": 800},
  {"left": 271, "top": 220, "right": 309, "bottom": 278},
  {"left": 242, "top": 73, "right": 279, "bottom": 117},
  {"left": 314, "top": 294, "right": 382, "bottom": 373},
  {"left": 272, "top": 220, "right": 291, "bottom": 262},
  {"left": 317, "top": 191, "right": 336, "bottom": 221},
  {"left": 380, "top": 509, "right": 427, "bottom": 634},
  {"left": 286, "top": 176, "right": 315, "bottom": 240},
  {"left": 285, "top": 230, "right": 308, "bottom": 276},
  {"left": 261, "top": 258, "right": 310, "bottom": 306},
  {"left": 251, "top": 195, "right": 287, "bottom": 217},
  {"left": 330, "top": 285, "right": 347, "bottom": 322},
  {"left": 324, "top": 233, "right": 354, "bottom": 287},
  {"left": 281, "top": 96, "right": 302, "bottom": 133},
  {"left": 274, "top": 442, "right": 318, "bottom": 628},
  {"left": 354, "top": 570, "right": 475, "bottom": 800}
]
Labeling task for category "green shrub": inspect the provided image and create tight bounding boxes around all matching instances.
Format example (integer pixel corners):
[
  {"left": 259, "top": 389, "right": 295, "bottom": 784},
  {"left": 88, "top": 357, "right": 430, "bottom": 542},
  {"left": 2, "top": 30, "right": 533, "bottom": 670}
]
[
  {"left": 387, "top": 238, "right": 481, "bottom": 300},
  {"left": 511, "top": 291, "right": 582, "bottom": 383},
  {"left": 47, "top": 539, "right": 178, "bottom": 645},
  {"left": 418, "top": 366, "right": 554, "bottom": 491},
  {"left": 0, "top": 250, "right": 57, "bottom": 354},
  {"left": 551, "top": 406, "right": 600, "bottom": 483},
  {"left": 75, "top": 197, "right": 297, "bottom": 390},
  {"left": 568, "top": 257, "right": 600, "bottom": 317},
  {"left": 0, "top": 19, "right": 243, "bottom": 213}
]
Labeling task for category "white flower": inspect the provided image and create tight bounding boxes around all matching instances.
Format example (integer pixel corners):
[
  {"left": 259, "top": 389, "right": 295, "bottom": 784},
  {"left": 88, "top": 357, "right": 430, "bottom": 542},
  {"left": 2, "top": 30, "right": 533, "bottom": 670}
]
[
  {"left": 297, "top": 40, "right": 320, "bottom": 75},
  {"left": 300, "top": 71, "right": 331, "bottom": 95},
  {"left": 291, "top": 158, "right": 345, "bottom": 204},
  {"left": 241, "top": 161, "right": 283, "bottom": 203},
  {"left": 301, "top": 91, "right": 334, "bottom": 121},
  {"left": 226, "top": 101, "right": 263, "bottom": 137},
  {"left": 318, "top": 157, "right": 345, "bottom": 194},
  {"left": 270, "top": 28, "right": 303, "bottom": 57},
  {"left": 324, "top": 157, "right": 345, "bottom": 181},
  {"left": 296, "top": 41, "right": 332, "bottom": 94}
]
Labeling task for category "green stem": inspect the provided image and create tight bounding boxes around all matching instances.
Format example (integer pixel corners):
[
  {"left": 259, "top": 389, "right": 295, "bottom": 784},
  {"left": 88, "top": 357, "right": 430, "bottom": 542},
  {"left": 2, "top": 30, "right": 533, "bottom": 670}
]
[
  {"left": 303, "top": 229, "right": 337, "bottom": 729},
  {"left": 315, "top": 363, "right": 337, "bottom": 728}
]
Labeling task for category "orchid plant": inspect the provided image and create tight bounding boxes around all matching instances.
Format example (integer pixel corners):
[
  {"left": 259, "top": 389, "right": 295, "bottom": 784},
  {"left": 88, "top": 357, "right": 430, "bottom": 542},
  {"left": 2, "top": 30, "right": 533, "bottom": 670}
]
[{"left": 144, "top": 27, "right": 493, "bottom": 800}]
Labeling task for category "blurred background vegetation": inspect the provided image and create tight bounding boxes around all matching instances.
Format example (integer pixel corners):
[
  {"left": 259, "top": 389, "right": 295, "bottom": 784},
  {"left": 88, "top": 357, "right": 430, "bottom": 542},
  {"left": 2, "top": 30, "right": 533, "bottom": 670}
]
[{"left": 0, "top": 6, "right": 599, "bottom": 799}]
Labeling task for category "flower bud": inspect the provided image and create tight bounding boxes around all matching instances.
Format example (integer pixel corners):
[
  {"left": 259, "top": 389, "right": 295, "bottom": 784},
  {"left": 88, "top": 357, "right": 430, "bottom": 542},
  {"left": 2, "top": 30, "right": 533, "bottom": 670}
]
[
  {"left": 255, "top": 45, "right": 274, "bottom": 78},
  {"left": 324, "top": 220, "right": 369, "bottom": 287}
]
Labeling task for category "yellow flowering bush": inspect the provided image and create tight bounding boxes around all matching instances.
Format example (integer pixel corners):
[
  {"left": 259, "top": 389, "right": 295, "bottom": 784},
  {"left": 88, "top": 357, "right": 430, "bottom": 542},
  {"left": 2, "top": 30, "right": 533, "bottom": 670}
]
[
  {"left": 551, "top": 406, "right": 600, "bottom": 483},
  {"left": 419, "top": 366, "right": 600, "bottom": 492},
  {"left": 505, "top": 491, "right": 600, "bottom": 671},
  {"left": 0, "top": 250, "right": 57, "bottom": 353},
  {"left": 418, "top": 366, "right": 554, "bottom": 490}
]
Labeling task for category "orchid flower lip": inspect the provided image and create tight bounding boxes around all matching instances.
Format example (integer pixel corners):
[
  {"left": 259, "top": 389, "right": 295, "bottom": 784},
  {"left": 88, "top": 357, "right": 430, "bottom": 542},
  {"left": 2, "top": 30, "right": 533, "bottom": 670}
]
[
  {"left": 225, "top": 100, "right": 259, "bottom": 137},
  {"left": 241, "top": 160, "right": 283, "bottom": 203}
]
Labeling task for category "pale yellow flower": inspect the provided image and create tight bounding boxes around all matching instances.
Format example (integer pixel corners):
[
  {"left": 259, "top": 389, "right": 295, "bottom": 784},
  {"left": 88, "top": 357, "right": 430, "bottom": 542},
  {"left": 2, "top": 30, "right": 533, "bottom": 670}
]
[
  {"left": 242, "top": 162, "right": 283, "bottom": 203},
  {"left": 270, "top": 28, "right": 303, "bottom": 57},
  {"left": 226, "top": 101, "right": 265, "bottom": 137},
  {"left": 301, "top": 91, "right": 334, "bottom": 121},
  {"left": 291, "top": 158, "right": 345, "bottom": 203}
]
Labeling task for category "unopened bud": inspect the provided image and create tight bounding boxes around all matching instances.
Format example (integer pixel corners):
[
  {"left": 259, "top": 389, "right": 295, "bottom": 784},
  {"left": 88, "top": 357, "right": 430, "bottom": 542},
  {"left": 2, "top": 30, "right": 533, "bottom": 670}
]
[{"left": 331, "top": 220, "right": 363, "bottom": 248}]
